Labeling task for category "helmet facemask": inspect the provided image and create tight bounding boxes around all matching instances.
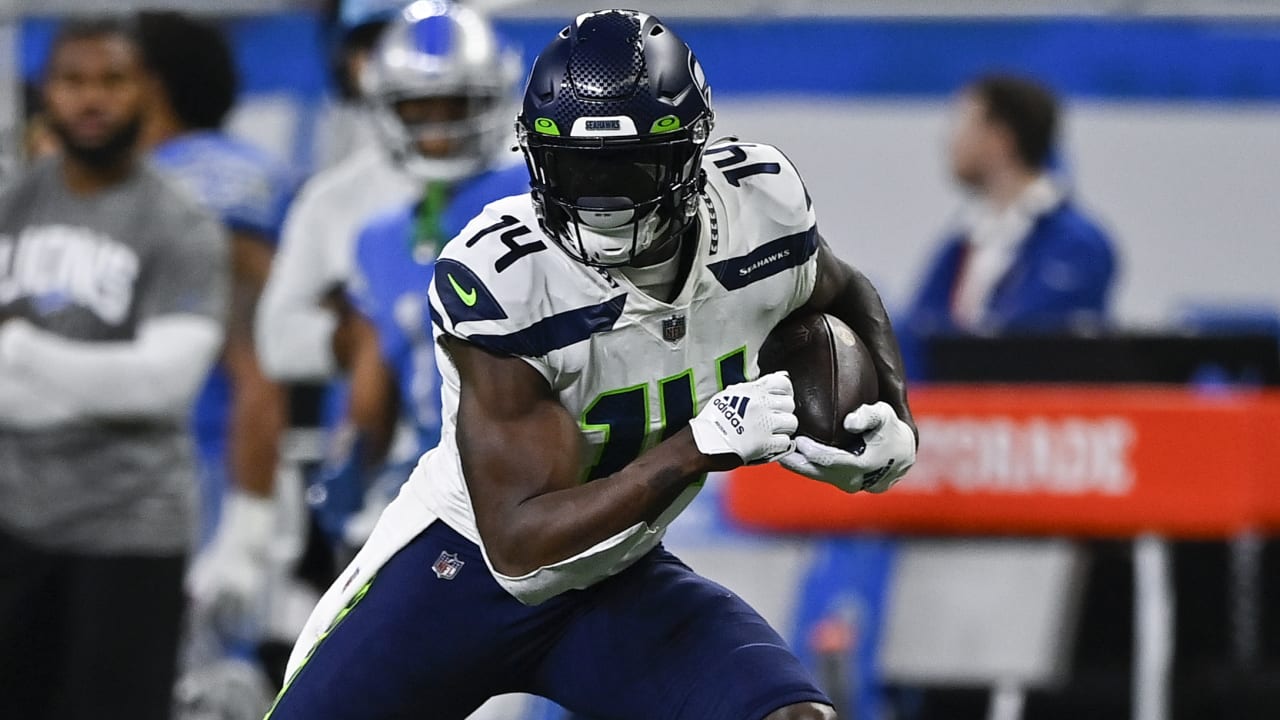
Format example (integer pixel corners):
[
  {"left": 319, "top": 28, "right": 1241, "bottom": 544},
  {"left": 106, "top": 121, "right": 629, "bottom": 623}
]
[
  {"left": 372, "top": 87, "right": 515, "bottom": 182},
  {"left": 520, "top": 115, "right": 711, "bottom": 267}
]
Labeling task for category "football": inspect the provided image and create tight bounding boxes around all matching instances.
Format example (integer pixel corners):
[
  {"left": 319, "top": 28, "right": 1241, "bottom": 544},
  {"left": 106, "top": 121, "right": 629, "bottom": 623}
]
[{"left": 758, "top": 312, "right": 879, "bottom": 450}]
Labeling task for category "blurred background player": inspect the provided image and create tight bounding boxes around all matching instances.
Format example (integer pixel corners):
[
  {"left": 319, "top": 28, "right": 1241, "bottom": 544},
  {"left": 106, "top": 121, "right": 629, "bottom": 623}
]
[
  {"left": 135, "top": 11, "right": 295, "bottom": 718},
  {"left": 303, "top": 7, "right": 564, "bottom": 717},
  {"left": 0, "top": 17, "right": 228, "bottom": 720},
  {"left": 311, "top": 0, "right": 411, "bottom": 171},
  {"left": 139, "top": 8, "right": 292, "bottom": 637},
  {"left": 313, "top": 0, "right": 526, "bottom": 552},
  {"left": 901, "top": 74, "right": 1117, "bottom": 377},
  {"left": 251, "top": 0, "right": 418, "bottom": 634},
  {"left": 255, "top": 0, "right": 417, "bottom": 385}
]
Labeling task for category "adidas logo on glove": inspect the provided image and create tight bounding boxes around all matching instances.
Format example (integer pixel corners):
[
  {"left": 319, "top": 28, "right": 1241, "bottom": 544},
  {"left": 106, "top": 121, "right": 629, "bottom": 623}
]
[
  {"left": 689, "top": 372, "right": 796, "bottom": 464},
  {"left": 712, "top": 395, "right": 750, "bottom": 434}
]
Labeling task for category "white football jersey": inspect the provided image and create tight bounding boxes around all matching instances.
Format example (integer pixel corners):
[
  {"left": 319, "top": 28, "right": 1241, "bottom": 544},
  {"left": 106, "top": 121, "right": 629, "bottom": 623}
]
[{"left": 410, "top": 139, "right": 820, "bottom": 604}]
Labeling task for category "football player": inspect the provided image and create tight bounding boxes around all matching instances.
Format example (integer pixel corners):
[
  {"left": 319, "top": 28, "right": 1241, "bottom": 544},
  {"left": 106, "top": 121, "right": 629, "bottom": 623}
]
[
  {"left": 312, "top": 2, "right": 528, "bottom": 550},
  {"left": 137, "top": 11, "right": 295, "bottom": 646},
  {"left": 254, "top": 0, "right": 418, "bottom": 384},
  {"left": 271, "top": 10, "right": 917, "bottom": 720}
]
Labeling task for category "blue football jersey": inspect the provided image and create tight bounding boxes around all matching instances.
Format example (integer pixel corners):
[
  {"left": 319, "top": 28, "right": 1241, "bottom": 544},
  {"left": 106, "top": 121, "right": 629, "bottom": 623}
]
[
  {"left": 152, "top": 131, "right": 294, "bottom": 241},
  {"left": 151, "top": 132, "right": 295, "bottom": 505},
  {"left": 346, "top": 164, "right": 529, "bottom": 454}
]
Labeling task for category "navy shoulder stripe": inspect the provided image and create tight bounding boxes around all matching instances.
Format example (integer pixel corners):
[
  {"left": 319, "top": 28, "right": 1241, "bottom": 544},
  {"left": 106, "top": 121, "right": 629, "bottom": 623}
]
[
  {"left": 709, "top": 226, "right": 818, "bottom": 291},
  {"left": 465, "top": 295, "right": 628, "bottom": 357},
  {"left": 434, "top": 258, "right": 508, "bottom": 325}
]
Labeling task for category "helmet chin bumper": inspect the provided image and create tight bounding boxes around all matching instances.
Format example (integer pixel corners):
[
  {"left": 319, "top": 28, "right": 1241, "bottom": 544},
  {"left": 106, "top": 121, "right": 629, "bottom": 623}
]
[
  {"left": 531, "top": 170, "right": 701, "bottom": 268},
  {"left": 571, "top": 205, "right": 668, "bottom": 266}
]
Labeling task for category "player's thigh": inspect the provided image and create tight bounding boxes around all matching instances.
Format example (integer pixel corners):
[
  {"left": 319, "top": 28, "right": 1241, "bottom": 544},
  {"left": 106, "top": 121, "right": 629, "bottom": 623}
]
[
  {"left": 533, "top": 547, "right": 830, "bottom": 720},
  {"left": 54, "top": 550, "right": 186, "bottom": 720},
  {"left": 268, "top": 521, "right": 560, "bottom": 720},
  {"left": 0, "top": 528, "right": 62, "bottom": 720}
]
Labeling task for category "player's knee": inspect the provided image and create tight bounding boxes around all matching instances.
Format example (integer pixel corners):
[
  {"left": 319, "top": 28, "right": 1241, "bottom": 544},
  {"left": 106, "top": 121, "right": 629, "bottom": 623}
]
[{"left": 762, "top": 701, "right": 839, "bottom": 720}]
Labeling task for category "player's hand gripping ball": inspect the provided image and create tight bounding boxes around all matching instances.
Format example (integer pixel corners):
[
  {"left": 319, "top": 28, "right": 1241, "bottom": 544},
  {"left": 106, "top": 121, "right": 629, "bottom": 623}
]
[
  {"left": 689, "top": 371, "right": 798, "bottom": 466},
  {"left": 760, "top": 312, "right": 915, "bottom": 493}
]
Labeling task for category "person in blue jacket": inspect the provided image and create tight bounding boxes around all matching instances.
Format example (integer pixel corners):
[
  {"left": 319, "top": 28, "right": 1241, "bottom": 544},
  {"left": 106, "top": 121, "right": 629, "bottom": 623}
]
[
  {"left": 310, "top": 1, "right": 528, "bottom": 552},
  {"left": 902, "top": 74, "right": 1117, "bottom": 378}
]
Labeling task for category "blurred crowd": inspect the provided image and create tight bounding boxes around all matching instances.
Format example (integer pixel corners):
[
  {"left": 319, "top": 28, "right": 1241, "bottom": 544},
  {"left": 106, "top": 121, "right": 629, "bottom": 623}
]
[{"left": 0, "top": 2, "right": 1121, "bottom": 720}]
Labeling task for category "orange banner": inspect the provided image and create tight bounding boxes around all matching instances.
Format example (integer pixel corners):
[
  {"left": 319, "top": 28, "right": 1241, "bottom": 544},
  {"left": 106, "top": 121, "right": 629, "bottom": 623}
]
[{"left": 726, "top": 386, "right": 1280, "bottom": 538}]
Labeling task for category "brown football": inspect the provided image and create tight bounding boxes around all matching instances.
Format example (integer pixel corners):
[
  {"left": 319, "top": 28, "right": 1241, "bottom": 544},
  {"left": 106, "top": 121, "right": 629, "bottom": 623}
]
[{"left": 758, "top": 312, "right": 879, "bottom": 451}]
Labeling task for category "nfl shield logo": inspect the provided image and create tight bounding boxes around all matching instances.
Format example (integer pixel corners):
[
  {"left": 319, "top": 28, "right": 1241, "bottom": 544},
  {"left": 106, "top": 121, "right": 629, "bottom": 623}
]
[
  {"left": 662, "top": 314, "right": 687, "bottom": 343},
  {"left": 432, "top": 551, "right": 464, "bottom": 580}
]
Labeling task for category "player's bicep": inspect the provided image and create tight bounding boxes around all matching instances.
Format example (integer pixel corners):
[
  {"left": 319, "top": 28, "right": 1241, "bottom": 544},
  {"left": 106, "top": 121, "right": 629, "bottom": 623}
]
[
  {"left": 802, "top": 233, "right": 857, "bottom": 313},
  {"left": 231, "top": 231, "right": 274, "bottom": 290},
  {"left": 443, "top": 336, "right": 585, "bottom": 541},
  {"left": 227, "top": 231, "right": 274, "bottom": 348},
  {"left": 798, "top": 233, "right": 918, "bottom": 439}
]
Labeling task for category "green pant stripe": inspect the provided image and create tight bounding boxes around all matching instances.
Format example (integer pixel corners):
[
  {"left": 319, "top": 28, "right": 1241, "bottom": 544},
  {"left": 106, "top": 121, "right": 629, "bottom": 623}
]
[{"left": 262, "top": 577, "right": 376, "bottom": 720}]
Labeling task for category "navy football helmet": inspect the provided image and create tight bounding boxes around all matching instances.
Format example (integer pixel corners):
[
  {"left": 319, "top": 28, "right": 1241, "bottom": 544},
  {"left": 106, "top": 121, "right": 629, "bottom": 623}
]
[{"left": 517, "top": 10, "right": 714, "bottom": 266}]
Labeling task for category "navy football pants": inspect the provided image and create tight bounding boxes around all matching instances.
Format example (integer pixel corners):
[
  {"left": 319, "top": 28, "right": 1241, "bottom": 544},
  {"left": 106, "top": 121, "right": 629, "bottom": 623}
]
[{"left": 268, "top": 520, "right": 829, "bottom": 720}]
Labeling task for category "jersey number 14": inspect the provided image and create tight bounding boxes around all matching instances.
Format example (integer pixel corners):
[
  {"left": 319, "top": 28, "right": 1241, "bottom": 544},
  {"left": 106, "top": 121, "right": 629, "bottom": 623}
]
[{"left": 581, "top": 347, "right": 748, "bottom": 482}]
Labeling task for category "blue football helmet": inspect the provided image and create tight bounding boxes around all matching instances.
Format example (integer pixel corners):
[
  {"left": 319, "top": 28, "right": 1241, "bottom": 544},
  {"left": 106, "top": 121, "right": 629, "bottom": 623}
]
[
  {"left": 362, "top": 0, "right": 521, "bottom": 182},
  {"left": 518, "top": 10, "right": 714, "bottom": 267}
]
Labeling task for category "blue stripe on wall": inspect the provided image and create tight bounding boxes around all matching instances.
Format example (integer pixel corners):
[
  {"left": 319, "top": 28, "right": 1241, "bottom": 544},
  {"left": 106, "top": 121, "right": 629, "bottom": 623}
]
[
  {"left": 677, "top": 19, "right": 1280, "bottom": 100},
  {"left": 21, "top": 14, "right": 329, "bottom": 95},
  {"left": 495, "top": 17, "right": 1280, "bottom": 101},
  {"left": 223, "top": 14, "right": 330, "bottom": 96},
  {"left": 20, "top": 15, "right": 1280, "bottom": 101}
]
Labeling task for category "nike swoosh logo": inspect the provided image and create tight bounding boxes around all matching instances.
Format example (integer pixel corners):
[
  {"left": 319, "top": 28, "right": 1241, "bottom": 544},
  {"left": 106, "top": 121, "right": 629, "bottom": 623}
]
[{"left": 448, "top": 273, "right": 478, "bottom": 307}]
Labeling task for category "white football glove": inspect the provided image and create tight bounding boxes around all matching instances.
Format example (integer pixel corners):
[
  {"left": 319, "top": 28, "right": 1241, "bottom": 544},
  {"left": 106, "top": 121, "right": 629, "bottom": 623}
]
[
  {"left": 187, "top": 491, "right": 276, "bottom": 642},
  {"left": 779, "top": 401, "right": 916, "bottom": 493},
  {"left": 688, "top": 371, "right": 798, "bottom": 464}
]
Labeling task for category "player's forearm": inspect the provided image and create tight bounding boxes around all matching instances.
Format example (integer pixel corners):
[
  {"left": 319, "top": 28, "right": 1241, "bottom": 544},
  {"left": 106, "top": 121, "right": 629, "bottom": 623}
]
[
  {"left": 0, "top": 316, "right": 221, "bottom": 420},
  {"left": 345, "top": 315, "right": 400, "bottom": 469},
  {"left": 229, "top": 389, "right": 283, "bottom": 496},
  {"left": 0, "top": 371, "right": 77, "bottom": 429},
  {"left": 225, "top": 235, "right": 287, "bottom": 496},
  {"left": 475, "top": 427, "right": 713, "bottom": 577},
  {"left": 226, "top": 355, "right": 285, "bottom": 497},
  {"left": 828, "top": 266, "right": 917, "bottom": 441},
  {"left": 346, "top": 386, "right": 397, "bottom": 473}
]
